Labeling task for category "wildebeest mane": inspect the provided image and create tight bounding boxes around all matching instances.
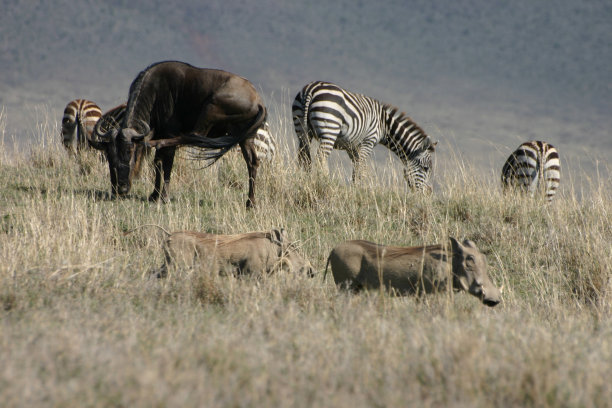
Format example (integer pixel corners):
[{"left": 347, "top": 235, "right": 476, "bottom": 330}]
[{"left": 124, "top": 63, "right": 160, "bottom": 132}]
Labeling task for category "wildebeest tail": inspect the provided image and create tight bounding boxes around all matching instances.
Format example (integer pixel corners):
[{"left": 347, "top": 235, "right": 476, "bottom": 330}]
[{"left": 185, "top": 104, "right": 267, "bottom": 165}]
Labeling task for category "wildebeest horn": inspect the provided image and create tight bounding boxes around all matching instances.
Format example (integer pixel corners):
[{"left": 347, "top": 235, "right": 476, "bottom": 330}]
[
  {"left": 88, "top": 117, "right": 118, "bottom": 150},
  {"left": 128, "top": 121, "right": 151, "bottom": 142}
]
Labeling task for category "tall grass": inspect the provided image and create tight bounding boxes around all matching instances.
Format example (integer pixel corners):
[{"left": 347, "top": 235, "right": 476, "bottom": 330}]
[{"left": 0, "top": 106, "right": 611, "bottom": 407}]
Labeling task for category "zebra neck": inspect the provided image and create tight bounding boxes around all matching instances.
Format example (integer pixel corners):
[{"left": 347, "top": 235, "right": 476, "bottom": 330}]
[{"left": 381, "top": 106, "right": 427, "bottom": 162}]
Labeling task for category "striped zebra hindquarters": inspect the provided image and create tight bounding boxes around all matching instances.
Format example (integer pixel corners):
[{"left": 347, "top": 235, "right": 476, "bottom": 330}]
[
  {"left": 501, "top": 141, "right": 560, "bottom": 202},
  {"left": 61, "top": 99, "right": 102, "bottom": 154},
  {"left": 217, "top": 121, "right": 277, "bottom": 187}
]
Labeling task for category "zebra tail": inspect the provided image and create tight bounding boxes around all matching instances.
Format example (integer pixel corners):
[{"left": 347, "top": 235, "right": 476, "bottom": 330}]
[{"left": 302, "top": 91, "right": 312, "bottom": 134}]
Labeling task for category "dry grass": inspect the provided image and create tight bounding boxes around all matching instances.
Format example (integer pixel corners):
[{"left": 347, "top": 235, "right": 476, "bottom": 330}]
[{"left": 1, "top": 111, "right": 611, "bottom": 407}]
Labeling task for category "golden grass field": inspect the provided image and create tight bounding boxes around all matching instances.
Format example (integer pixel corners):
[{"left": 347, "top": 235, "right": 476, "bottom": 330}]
[{"left": 1, "top": 109, "right": 611, "bottom": 407}]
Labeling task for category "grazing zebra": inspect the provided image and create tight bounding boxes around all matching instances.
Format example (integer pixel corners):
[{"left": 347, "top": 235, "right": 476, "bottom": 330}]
[
  {"left": 61, "top": 99, "right": 102, "bottom": 153},
  {"left": 292, "top": 81, "right": 436, "bottom": 191},
  {"left": 501, "top": 141, "right": 561, "bottom": 202}
]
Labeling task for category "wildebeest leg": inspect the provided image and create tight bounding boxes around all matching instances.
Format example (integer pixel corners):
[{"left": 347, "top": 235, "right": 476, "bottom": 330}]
[
  {"left": 239, "top": 137, "right": 260, "bottom": 208},
  {"left": 149, "top": 147, "right": 176, "bottom": 203}
]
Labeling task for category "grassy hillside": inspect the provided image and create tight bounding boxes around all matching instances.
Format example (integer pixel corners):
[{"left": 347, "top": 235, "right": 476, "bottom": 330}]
[
  {"left": 2, "top": 0, "right": 611, "bottom": 171},
  {"left": 1, "top": 112, "right": 611, "bottom": 407}
]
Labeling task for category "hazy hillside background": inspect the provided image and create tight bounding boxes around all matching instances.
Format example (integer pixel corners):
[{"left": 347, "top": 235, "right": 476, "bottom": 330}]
[{"left": 1, "top": 0, "right": 610, "bottom": 185}]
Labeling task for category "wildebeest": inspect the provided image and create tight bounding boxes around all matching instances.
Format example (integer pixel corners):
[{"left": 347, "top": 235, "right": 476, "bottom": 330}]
[
  {"left": 155, "top": 228, "right": 314, "bottom": 278},
  {"left": 89, "top": 61, "right": 266, "bottom": 207},
  {"left": 325, "top": 237, "right": 501, "bottom": 307},
  {"left": 94, "top": 103, "right": 151, "bottom": 180}
]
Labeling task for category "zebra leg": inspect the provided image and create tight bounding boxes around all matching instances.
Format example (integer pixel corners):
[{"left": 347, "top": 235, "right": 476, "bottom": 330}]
[
  {"left": 297, "top": 131, "right": 312, "bottom": 170},
  {"left": 351, "top": 139, "right": 376, "bottom": 182},
  {"left": 314, "top": 139, "right": 335, "bottom": 176},
  {"left": 293, "top": 95, "right": 312, "bottom": 170}
]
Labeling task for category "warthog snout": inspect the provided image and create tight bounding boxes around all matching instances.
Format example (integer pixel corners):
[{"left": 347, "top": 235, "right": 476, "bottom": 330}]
[
  {"left": 480, "top": 285, "right": 501, "bottom": 307},
  {"left": 452, "top": 238, "right": 501, "bottom": 307}
]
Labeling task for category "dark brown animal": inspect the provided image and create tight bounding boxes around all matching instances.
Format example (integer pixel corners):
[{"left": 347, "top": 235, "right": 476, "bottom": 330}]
[
  {"left": 89, "top": 61, "right": 266, "bottom": 207},
  {"left": 325, "top": 237, "right": 501, "bottom": 307}
]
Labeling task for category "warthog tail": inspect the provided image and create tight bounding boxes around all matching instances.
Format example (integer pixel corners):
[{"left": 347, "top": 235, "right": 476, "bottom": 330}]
[{"left": 323, "top": 253, "right": 332, "bottom": 282}]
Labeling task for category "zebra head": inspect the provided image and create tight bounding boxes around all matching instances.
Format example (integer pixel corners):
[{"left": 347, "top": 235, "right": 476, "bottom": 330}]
[
  {"left": 89, "top": 119, "right": 150, "bottom": 197},
  {"left": 61, "top": 115, "right": 79, "bottom": 154},
  {"left": 403, "top": 138, "right": 437, "bottom": 192}
]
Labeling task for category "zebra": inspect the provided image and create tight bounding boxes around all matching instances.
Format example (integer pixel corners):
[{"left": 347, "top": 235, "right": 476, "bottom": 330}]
[
  {"left": 191, "top": 120, "right": 277, "bottom": 163},
  {"left": 228, "top": 121, "right": 276, "bottom": 162},
  {"left": 501, "top": 141, "right": 560, "bottom": 202},
  {"left": 61, "top": 99, "right": 102, "bottom": 153},
  {"left": 292, "top": 81, "right": 436, "bottom": 191},
  {"left": 250, "top": 121, "right": 276, "bottom": 162}
]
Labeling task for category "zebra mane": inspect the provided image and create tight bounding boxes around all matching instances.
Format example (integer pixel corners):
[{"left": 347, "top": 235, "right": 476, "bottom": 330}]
[{"left": 382, "top": 105, "right": 433, "bottom": 160}]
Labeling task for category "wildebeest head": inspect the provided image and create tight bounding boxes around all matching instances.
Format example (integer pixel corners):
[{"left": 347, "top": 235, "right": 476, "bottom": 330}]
[
  {"left": 403, "top": 138, "right": 437, "bottom": 193},
  {"left": 450, "top": 237, "right": 501, "bottom": 307},
  {"left": 89, "top": 121, "right": 149, "bottom": 196},
  {"left": 269, "top": 228, "right": 315, "bottom": 277}
]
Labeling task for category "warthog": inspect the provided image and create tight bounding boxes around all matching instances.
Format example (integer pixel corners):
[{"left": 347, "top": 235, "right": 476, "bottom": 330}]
[
  {"left": 155, "top": 228, "right": 314, "bottom": 278},
  {"left": 325, "top": 237, "right": 501, "bottom": 307}
]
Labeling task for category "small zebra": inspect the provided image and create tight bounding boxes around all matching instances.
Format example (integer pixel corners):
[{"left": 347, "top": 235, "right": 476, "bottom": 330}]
[
  {"left": 198, "top": 121, "right": 277, "bottom": 162},
  {"left": 61, "top": 99, "right": 102, "bottom": 153},
  {"left": 501, "top": 141, "right": 561, "bottom": 202},
  {"left": 292, "top": 81, "right": 436, "bottom": 191},
  {"left": 250, "top": 121, "right": 276, "bottom": 162}
]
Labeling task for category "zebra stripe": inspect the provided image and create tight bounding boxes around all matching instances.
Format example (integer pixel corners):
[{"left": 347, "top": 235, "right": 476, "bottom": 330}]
[
  {"left": 240, "top": 121, "right": 276, "bottom": 161},
  {"left": 61, "top": 99, "right": 102, "bottom": 153},
  {"left": 501, "top": 141, "right": 561, "bottom": 202},
  {"left": 217, "top": 121, "right": 277, "bottom": 162},
  {"left": 292, "top": 81, "right": 436, "bottom": 191}
]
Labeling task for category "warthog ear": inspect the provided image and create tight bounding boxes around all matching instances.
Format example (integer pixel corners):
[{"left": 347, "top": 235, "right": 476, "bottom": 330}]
[
  {"left": 270, "top": 228, "right": 288, "bottom": 246},
  {"left": 462, "top": 239, "right": 478, "bottom": 249},
  {"left": 449, "top": 237, "right": 463, "bottom": 253},
  {"left": 449, "top": 237, "right": 470, "bottom": 291}
]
